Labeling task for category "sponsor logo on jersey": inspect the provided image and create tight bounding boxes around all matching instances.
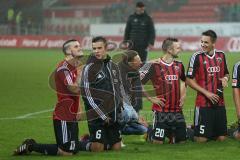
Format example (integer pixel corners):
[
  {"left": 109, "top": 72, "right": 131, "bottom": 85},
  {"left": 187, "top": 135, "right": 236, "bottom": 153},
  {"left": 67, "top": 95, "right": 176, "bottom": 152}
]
[
  {"left": 217, "top": 57, "right": 222, "bottom": 63},
  {"left": 174, "top": 66, "right": 180, "bottom": 71},
  {"left": 165, "top": 75, "right": 178, "bottom": 81},
  {"left": 207, "top": 66, "right": 220, "bottom": 73}
]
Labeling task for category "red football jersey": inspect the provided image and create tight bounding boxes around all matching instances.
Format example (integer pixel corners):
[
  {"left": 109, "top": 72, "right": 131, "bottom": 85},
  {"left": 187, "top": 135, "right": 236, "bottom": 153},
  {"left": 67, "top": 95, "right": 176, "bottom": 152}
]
[
  {"left": 53, "top": 60, "right": 79, "bottom": 121},
  {"left": 187, "top": 49, "right": 229, "bottom": 107},
  {"left": 141, "top": 58, "right": 186, "bottom": 112}
]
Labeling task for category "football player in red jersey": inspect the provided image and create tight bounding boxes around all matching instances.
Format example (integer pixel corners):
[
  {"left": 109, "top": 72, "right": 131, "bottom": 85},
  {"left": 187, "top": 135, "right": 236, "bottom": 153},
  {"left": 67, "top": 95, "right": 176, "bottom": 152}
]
[
  {"left": 140, "top": 37, "right": 187, "bottom": 144},
  {"left": 14, "top": 39, "right": 86, "bottom": 156},
  {"left": 186, "top": 30, "right": 229, "bottom": 142}
]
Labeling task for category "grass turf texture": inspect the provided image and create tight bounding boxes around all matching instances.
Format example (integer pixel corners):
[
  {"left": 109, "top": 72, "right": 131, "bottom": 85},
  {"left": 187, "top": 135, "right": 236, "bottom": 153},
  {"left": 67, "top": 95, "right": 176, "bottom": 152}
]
[{"left": 0, "top": 48, "right": 240, "bottom": 160}]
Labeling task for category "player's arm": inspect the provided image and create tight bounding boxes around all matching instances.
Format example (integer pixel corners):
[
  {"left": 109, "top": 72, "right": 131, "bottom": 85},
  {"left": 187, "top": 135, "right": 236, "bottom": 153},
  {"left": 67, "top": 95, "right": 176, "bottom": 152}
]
[
  {"left": 67, "top": 66, "right": 83, "bottom": 93},
  {"left": 186, "top": 78, "right": 219, "bottom": 104},
  {"left": 140, "top": 63, "right": 165, "bottom": 106},
  {"left": 233, "top": 88, "right": 240, "bottom": 119},
  {"left": 219, "top": 54, "right": 230, "bottom": 88},
  {"left": 179, "top": 63, "right": 186, "bottom": 107},
  {"left": 58, "top": 69, "right": 80, "bottom": 94},
  {"left": 76, "top": 100, "right": 83, "bottom": 121},
  {"left": 219, "top": 74, "right": 229, "bottom": 88},
  {"left": 232, "top": 63, "right": 240, "bottom": 119}
]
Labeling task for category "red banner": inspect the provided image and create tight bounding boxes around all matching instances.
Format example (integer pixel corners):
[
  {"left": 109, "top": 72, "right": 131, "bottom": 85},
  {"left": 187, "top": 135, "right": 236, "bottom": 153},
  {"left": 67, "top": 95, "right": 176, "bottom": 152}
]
[{"left": 0, "top": 35, "right": 239, "bottom": 52}]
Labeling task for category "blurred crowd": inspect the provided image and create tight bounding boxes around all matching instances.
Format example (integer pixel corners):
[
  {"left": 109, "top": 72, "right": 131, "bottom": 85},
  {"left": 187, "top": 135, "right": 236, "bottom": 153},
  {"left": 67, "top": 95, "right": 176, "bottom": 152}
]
[{"left": 0, "top": 0, "right": 240, "bottom": 35}]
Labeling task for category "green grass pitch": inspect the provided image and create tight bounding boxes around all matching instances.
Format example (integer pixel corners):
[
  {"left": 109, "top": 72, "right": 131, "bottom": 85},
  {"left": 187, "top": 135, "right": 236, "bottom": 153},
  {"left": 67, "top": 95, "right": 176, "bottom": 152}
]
[{"left": 0, "top": 48, "right": 240, "bottom": 160}]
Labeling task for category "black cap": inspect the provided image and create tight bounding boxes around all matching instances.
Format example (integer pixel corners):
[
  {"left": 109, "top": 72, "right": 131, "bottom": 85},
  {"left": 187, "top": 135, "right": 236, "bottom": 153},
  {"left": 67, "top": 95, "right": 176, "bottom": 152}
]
[{"left": 136, "top": 1, "right": 145, "bottom": 7}]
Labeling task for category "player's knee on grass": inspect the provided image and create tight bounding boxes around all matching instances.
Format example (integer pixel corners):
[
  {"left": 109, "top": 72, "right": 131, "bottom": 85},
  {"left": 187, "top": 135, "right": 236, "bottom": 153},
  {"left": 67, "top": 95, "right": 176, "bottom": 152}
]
[
  {"left": 58, "top": 148, "right": 73, "bottom": 156},
  {"left": 111, "top": 142, "right": 121, "bottom": 151},
  {"left": 152, "top": 139, "right": 164, "bottom": 144},
  {"left": 234, "top": 131, "right": 240, "bottom": 140},
  {"left": 90, "top": 142, "right": 104, "bottom": 152},
  {"left": 194, "top": 136, "right": 208, "bottom": 143},
  {"left": 177, "top": 140, "right": 186, "bottom": 144},
  {"left": 217, "top": 136, "right": 226, "bottom": 141}
]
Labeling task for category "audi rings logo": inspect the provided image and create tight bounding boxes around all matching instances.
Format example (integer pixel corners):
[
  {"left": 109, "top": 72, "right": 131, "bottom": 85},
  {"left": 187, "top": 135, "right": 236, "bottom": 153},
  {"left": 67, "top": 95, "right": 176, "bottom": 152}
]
[
  {"left": 227, "top": 37, "right": 240, "bottom": 52},
  {"left": 207, "top": 66, "right": 220, "bottom": 73},
  {"left": 165, "top": 75, "right": 178, "bottom": 81}
]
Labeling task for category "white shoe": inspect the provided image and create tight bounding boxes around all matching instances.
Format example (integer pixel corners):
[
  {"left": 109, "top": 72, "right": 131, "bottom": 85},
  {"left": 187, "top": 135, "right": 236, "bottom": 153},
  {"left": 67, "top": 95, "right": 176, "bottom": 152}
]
[{"left": 121, "top": 141, "right": 126, "bottom": 147}]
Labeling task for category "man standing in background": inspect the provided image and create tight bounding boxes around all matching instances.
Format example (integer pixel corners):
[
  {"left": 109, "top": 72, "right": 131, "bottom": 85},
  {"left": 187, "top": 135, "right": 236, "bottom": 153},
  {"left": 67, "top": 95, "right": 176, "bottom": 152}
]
[{"left": 124, "top": 1, "right": 155, "bottom": 63}]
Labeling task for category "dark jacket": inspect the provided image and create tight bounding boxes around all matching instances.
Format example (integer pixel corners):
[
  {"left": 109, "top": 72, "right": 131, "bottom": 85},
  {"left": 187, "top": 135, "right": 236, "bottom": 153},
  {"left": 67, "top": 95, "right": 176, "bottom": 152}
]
[
  {"left": 118, "top": 61, "right": 143, "bottom": 112},
  {"left": 81, "top": 55, "right": 123, "bottom": 124},
  {"left": 124, "top": 12, "right": 155, "bottom": 49}
]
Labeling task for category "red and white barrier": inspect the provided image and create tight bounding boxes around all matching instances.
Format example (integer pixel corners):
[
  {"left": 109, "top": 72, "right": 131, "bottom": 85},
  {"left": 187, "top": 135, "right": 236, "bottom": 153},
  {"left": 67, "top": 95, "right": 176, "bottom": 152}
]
[{"left": 0, "top": 35, "right": 240, "bottom": 52}]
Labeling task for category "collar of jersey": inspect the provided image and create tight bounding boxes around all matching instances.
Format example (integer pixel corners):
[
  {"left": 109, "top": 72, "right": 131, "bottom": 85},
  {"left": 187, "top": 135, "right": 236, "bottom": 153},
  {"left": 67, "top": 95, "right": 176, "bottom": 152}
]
[
  {"left": 204, "top": 49, "right": 216, "bottom": 59},
  {"left": 159, "top": 58, "right": 173, "bottom": 66}
]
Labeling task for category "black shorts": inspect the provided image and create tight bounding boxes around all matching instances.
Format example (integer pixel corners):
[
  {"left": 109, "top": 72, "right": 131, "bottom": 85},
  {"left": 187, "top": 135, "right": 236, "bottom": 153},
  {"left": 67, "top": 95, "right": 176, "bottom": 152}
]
[
  {"left": 152, "top": 112, "right": 186, "bottom": 143},
  {"left": 88, "top": 121, "right": 122, "bottom": 147},
  {"left": 53, "top": 119, "right": 79, "bottom": 154},
  {"left": 194, "top": 106, "right": 227, "bottom": 139}
]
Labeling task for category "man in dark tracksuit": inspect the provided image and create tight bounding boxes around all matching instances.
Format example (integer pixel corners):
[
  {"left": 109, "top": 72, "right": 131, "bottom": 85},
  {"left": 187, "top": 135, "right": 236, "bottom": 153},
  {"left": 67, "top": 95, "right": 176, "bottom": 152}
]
[
  {"left": 81, "top": 36, "right": 123, "bottom": 152},
  {"left": 124, "top": 1, "right": 155, "bottom": 63}
]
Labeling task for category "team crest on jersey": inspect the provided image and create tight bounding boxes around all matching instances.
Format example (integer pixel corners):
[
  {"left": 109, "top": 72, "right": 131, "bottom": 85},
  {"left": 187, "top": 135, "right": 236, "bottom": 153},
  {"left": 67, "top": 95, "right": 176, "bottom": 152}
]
[
  {"left": 174, "top": 66, "right": 180, "bottom": 71},
  {"left": 165, "top": 75, "right": 178, "bottom": 81},
  {"left": 134, "top": 18, "right": 138, "bottom": 22},
  {"left": 217, "top": 57, "right": 222, "bottom": 63}
]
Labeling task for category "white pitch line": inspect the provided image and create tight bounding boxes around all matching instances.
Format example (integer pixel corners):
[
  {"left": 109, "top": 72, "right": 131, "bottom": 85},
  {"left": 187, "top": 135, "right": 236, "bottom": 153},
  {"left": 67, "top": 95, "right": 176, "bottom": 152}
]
[{"left": 0, "top": 108, "right": 53, "bottom": 120}]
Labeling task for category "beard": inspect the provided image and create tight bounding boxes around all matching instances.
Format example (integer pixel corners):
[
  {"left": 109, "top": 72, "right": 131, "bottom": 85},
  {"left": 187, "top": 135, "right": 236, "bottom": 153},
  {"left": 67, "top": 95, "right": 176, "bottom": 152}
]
[{"left": 172, "top": 54, "right": 178, "bottom": 58}]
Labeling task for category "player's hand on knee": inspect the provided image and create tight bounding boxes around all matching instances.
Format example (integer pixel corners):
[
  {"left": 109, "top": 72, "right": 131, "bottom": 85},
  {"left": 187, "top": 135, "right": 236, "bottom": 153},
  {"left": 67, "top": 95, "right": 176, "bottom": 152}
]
[{"left": 149, "top": 97, "right": 165, "bottom": 107}]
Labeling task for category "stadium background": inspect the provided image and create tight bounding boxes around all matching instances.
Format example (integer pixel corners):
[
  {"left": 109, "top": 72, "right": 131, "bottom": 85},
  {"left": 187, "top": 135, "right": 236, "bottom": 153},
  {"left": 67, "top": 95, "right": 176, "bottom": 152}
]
[{"left": 0, "top": 0, "right": 240, "bottom": 160}]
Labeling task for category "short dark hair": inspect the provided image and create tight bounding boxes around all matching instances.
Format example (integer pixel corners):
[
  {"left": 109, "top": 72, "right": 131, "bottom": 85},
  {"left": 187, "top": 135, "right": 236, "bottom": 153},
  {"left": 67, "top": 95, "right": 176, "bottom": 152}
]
[
  {"left": 136, "top": 1, "right": 145, "bottom": 7},
  {"left": 162, "top": 37, "right": 178, "bottom": 52},
  {"left": 202, "top": 30, "right": 217, "bottom": 43},
  {"left": 62, "top": 39, "right": 78, "bottom": 55},
  {"left": 92, "top": 36, "right": 107, "bottom": 47},
  {"left": 122, "top": 50, "right": 138, "bottom": 63}
]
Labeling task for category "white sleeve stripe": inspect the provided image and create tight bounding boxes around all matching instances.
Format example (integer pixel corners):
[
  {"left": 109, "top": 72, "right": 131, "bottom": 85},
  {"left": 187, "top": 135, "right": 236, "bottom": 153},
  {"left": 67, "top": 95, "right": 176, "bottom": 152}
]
[
  {"left": 61, "top": 120, "right": 68, "bottom": 144},
  {"left": 83, "top": 64, "right": 107, "bottom": 120},
  {"left": 189, "top": 52, "right": 201, "bottom": 68},
  {"left": 233, "top": 62, "right": 240, "bottom": 79},
  {"left": 64, "top": 71, "right": 73, "bottom": 85},
  {"left": 139, "top": 63, "right": 152, "bottom": 80}
]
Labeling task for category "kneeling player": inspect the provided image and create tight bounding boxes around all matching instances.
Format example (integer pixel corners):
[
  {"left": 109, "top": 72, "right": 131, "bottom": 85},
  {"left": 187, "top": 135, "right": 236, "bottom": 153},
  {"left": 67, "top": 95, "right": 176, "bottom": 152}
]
[
  {"left": 186, "top": 30, "right": 229, "bottom": 142},
  {"left": 140, "top": 38, "right": 187, "bottom": 144},
  {"left": 13, "top": 39, "right": 87, "bottom": 156},
  {"left": 81, "top": 36, "right": 122, "bottom": 151}
]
